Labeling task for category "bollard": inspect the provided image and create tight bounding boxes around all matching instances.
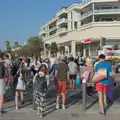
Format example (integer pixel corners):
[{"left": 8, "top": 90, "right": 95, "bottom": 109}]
[
  {"left": 82, "top": 79, "right": 87, "bottom": 112},
  {"left": 32, "top": 81, "right": 37, "bottom": 110}
]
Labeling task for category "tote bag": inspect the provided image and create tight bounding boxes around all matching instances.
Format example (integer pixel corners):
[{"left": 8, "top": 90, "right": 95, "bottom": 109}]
[{"left": 92, "top": 68, "right": 107, "bottom": 83}]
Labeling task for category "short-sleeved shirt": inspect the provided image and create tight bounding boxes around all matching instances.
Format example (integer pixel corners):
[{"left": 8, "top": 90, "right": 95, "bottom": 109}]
[
  {"left": 94, "top": 61, "right": 112, "bottom": 84},
  {"left": 68, "top": 62, "right": 77, "bottom": 75},
  {"left": 56, "top": 63, "right": 69, "bottom": 81}
]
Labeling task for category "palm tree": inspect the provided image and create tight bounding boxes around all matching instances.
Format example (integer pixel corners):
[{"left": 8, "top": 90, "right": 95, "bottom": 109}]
[
  {"left": 5, "top": 40, "right": 10, "bottom": 52},
  {"left": 14, "top": 41, "right": 19, "bottom": 48}
]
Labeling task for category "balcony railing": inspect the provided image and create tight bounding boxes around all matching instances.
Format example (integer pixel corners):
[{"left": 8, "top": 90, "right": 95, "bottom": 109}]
[
  {"left": 94, "top": 8, "right": 120, "bottom": 13},
  {"left": 57, "top": 18, "right": 68, "bottom": 25},
  {"left": 49, "top": 26, "right": 57, "bottom": 32},
  {"left": 80, "top": 8, "right": 120, "bottom": 20},
  {"left": 40, "top": 30, "right": 47, "bottom": 35},
  {"left": 80, "top": 11, "right": 93, "bottom": 20},
  {"left": 56, "top": 8, "right": 67, "bottom": 16},
  {"left": 57, "top": 28, "right": 68, "bottom": 35}
]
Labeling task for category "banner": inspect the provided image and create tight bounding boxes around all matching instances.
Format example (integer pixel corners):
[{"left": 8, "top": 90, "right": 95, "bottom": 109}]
[{"left": 65, "top": 46, "right": 69, "bottom": 57}]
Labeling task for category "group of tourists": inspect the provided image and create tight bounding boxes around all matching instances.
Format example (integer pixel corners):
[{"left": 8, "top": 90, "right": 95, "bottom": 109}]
[{"left": 0, "top": 52, "right": 116, "bottom": 117}]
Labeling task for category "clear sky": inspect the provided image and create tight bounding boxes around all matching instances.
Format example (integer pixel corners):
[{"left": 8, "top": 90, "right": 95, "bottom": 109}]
[{"left": 0, "top": 0, "right": 82, "bottom": 51}]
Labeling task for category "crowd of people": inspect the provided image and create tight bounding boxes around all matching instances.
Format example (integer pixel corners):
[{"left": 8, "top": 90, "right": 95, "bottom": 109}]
[{"left": 0, "top": 52, "right": 116, "bottom": 117}]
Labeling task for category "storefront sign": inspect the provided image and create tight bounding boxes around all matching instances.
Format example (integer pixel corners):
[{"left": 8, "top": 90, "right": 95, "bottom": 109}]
[{"left": 81, "top": 38, "right": 91, "bottom": 44}]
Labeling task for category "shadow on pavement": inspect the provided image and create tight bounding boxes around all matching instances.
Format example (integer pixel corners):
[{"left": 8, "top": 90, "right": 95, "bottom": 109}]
[{"left": 86, "top": 98, "right": 98, "bottom": 110}]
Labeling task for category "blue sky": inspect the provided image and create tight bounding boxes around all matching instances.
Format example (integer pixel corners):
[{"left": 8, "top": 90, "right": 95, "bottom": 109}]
[{"left": 0, "top": 0, "right": 82, "bottom": 51}]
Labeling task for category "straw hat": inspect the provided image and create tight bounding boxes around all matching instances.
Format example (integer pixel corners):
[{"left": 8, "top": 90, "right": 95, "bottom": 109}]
[{"left": 85, "top": 59, "right": 93, "bottom": 67}]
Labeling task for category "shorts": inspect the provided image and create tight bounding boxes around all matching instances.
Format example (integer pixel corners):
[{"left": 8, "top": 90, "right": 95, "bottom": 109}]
[
  {"left": 70, "top": 75, "right": 76, "bottom": 80},
  {"left": 96, "top": 82, "right": 108, "bottom": 92},
  {"left": 55, "top": 81, "right": 66, "bottom": 94}
]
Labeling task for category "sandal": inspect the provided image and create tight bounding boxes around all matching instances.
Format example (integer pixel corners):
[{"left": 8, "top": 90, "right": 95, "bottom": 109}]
[{"left": 99, "top": 112, "right": 106, "bottom": 116}]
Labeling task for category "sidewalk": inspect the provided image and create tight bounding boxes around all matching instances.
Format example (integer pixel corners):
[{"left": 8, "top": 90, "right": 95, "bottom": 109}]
[
  {"left": 1, "top": 96, "right": 120, "bottom": 120},
  {"left": 1, "top": 88, "right": 120, "bottom": 120},
  {"left": 1, "top": 74, "right": 120, "bottom": 120}
]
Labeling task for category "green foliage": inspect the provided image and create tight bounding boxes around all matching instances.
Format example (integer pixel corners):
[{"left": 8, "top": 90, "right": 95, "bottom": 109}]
[
  {"left": 14, "top": 41, "right": 19, "bottom": 48},
  {"left": 5, "top": 40, "right": 11, "bottom": 53},
  {"left": 51, "top": 42, "right": 59, "bottom": 55},
  {"left": 45, "top": 44, "right": 51, "bottom": 50},
  {"left": 14, "top": 36, "right": 44, "bottom": 57}
]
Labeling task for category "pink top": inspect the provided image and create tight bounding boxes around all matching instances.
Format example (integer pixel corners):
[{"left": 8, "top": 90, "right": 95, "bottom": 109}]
[{"left": 84, "top": 66, "right": 92, "bottom": 81}]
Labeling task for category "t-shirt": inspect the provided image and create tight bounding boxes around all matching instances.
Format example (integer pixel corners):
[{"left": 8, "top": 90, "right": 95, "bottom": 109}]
[
  {"left": 50, "top": 58, "right": 55, "bottom": 67},
  {"left": 94, "top": 61, "right": 112, "bottom": 84},
  {"left": 56, "top": 63, "right": 69, "bottom": 81},
  {"left": 68, "top": 62, "right": 77, "bottom": 75}
]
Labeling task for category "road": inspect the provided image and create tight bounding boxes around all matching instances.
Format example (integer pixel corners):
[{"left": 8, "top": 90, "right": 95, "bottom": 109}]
[{"left": 0, "top": 73, "right": 120, "bottom": 120}]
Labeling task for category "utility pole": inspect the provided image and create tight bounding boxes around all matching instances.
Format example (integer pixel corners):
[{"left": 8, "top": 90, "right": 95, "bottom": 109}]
[{"left": 100, "top": 36, "right": 106, "bottom": 50}]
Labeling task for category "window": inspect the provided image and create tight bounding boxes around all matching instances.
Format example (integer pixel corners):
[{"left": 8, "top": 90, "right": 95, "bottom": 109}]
[
  {"left": 71, "top": 12, "right": 73, "bottom": 20},
  {"left": 71, "top": 22, "right": 73, "bottom": 29},
  {"left": 101, "top": 7, "right": 112, "bottom": 9},
  {"left": 101, "top": 18, "right": 113, "bottom": 21},
  {"left": 74, "top": 22, "right": 78, "bottom": 29},
  {"left": 114, "top": 6, "right": 118, "bottom": 9}
]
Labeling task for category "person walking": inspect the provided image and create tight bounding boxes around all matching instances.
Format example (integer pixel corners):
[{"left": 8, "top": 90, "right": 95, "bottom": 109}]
[
  {"left": 106, "top": 60, "right": 115, "bottom": 103},
  {"left": 55, "top": 56, "right": 69, "bottom": 110},
  {"left": 0, "top": 52, "right": 10, "bottom": 114},
  {"left": 94, "top": 54, "right": 112, "bottom": 115},
  {"left": 15, "top": 62, "right": 26, "bottom": 110},
  {"left": 85, "top": 59, "right": 94, "bottom": 96},
  {"left": 68, "top": 57, "right": 78, "bottom": 89},
  {"left": 33, "top": 64, "right": 48, "bottom": 118},
  {"left": 50, "top": 54, "right": 56, "bottom": 68}
]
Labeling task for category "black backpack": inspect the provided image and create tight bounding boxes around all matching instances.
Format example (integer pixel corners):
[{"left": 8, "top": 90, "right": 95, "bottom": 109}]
[
  {"left": 34, "top": 74, "right": 47, "bottom": 92},
  {"left": 0, "top": 62, "right": 5, "bottom": 78}
]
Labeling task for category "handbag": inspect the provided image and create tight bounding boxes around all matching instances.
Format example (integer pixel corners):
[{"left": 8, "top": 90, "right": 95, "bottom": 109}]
[{"left": 92, "top": 68, "right": 107, "bottom": 83}]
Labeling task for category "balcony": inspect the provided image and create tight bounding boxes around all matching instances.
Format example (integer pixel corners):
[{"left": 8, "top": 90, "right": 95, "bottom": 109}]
[
  {"left": 80, "top": 8, "right": 120, "bottom": 20},
  {"left": 94, "top": 8, "right": 120, "bottom": 14},
  {"left": 57, "top": 18, "right": 68, "bottom": 25},
  {"left": 80, "top": 11, "right": 93, "bottom": 20},
  {"left": 40, "top": 30, "right": 47, "bottom": 35},
  {"left": 56, "top": 8, "right": 67, "bottom": 17},
  {"left": 57, "top": 28, "right": 68, "bottom": 35},
  {"left": 49, "top": 26, "right": 57, "bottom": 32}
]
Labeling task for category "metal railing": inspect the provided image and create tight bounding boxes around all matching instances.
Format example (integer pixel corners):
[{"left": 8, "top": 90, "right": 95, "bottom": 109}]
[
  {"left": 57, "top": 18, "right": 68, "bottom": 25},
  {"left": 49, "top": 26, "right": 57, "bottom": 32},
  {"left": 57, "top": 28, "right": 68, "bottom": 34},
  {"left": 94, "top": 8, "right": 120, "bottom": 13},
  {"left": 80, "top": 8, "right": 120, "bottom": 20}
]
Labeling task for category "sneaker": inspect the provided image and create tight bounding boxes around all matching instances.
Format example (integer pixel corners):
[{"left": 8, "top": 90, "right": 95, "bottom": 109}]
[
  {"left": 56, "top": 104, "right": 59, "bottom": 109},
  {"left": 62, "top": 105, "right": 65, "bottom": 110},
  {"left": 40, "top": 113, "right": 43, "bottom": 118},
  {"left": 0, "top": 109, "right": 3, "bottom": 115},
  {"left": 37, "top": 111, "right": 40, "bottom": 115},
  {"left": 16, "top": 106, "right": 19, "bottom": 110}
]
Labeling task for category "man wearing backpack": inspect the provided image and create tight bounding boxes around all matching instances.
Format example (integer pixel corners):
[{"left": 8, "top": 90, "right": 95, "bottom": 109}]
[
  {"left": 68, "top": 57, "right": 78, "bottom": 89},
  {"left": 0, "top": 52, "right": 9, "bottom": 115}
]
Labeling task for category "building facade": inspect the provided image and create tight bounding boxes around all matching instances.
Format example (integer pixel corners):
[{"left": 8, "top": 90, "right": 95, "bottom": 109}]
[{"left": 39, "top": 0, "right": 120, "bottom": 58}]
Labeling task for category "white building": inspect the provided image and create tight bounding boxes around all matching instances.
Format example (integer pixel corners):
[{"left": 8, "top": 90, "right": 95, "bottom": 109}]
[{"left": 39, "top": 0, "right": 120, "bottom": 58}]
